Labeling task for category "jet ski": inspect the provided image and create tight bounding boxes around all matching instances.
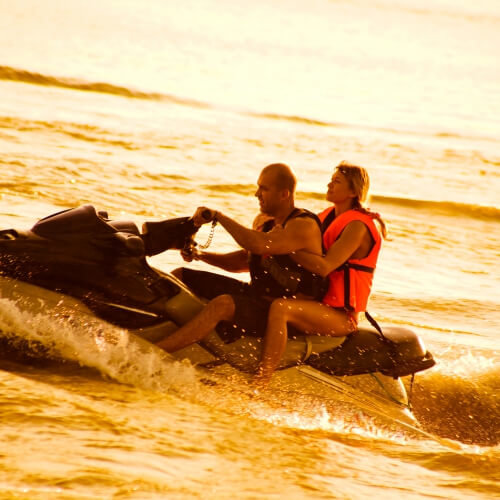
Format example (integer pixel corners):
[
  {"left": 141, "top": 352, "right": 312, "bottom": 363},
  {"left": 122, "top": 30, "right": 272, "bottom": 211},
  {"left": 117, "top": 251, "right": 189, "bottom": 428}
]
[{"left": 0, "top": 205, "right": 435, "bottom": 430}]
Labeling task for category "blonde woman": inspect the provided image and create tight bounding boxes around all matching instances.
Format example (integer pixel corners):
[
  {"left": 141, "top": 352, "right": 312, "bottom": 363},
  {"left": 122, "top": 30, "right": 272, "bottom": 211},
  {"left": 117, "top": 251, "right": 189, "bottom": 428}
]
[{"left": 255, "top": 162, "right": 387, "bottom": 384}]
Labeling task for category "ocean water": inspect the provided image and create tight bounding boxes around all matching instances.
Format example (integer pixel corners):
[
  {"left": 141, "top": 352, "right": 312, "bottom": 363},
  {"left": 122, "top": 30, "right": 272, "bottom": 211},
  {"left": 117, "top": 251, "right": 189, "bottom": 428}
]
[{"left": 0, "top": 0, "right": 499, "bottom": 498}]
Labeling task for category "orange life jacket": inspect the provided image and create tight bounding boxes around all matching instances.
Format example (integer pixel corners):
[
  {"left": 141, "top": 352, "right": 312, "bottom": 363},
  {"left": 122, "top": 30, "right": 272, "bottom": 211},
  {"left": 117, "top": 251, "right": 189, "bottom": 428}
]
[{"left": 319, "top": 207, "right": 381, "bottom": 312}]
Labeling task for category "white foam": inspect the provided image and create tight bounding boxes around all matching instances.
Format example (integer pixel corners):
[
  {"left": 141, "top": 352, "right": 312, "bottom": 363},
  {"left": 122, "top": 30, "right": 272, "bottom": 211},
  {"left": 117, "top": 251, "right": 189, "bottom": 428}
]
[{"left": 0, "top": 297, "right": 198, "bottom": 392}]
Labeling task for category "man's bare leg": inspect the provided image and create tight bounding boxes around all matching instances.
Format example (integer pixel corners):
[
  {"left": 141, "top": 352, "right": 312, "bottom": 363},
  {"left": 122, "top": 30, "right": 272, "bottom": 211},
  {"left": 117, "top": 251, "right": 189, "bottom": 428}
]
[
  {"left": 171, "top": 267, "right": 183, "bottom": 280},
  {"left": 156, "top": 294, "right": 235, "bottom": 353}
]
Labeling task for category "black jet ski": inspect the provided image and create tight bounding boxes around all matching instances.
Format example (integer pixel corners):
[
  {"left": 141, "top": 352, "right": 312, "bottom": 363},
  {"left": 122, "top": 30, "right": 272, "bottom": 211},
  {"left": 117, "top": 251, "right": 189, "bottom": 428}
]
[{"left": 0, "top": 205, "right": 435, "bottom": 427}]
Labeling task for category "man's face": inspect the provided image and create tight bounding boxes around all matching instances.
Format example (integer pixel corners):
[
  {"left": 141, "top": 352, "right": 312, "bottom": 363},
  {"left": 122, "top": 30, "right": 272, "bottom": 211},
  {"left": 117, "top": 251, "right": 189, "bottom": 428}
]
[{"left": 255, "top": 171, "right": 285, "bottom": 216}]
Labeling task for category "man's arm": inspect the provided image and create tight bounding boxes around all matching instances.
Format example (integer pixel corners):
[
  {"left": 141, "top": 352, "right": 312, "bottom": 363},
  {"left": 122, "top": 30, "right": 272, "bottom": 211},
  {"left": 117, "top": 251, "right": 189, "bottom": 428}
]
[
  {"left": 192, "top": 249, "right": 249, "bottom": 272},
  {"left": 292, "top": 222, "right": 367, "bottom": 277},
  {"left": 196, "top": 210, "right": 320, "bottom": 255}
]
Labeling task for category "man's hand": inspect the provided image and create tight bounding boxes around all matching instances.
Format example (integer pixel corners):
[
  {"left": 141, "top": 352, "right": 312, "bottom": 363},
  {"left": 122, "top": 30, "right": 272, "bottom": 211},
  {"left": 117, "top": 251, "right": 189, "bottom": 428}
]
[
  {"left": 192, "top": 207, "right": 217, "bottom": 227},
  {"left": 180, "top": 244, "right": 198, "bottom": 262}
]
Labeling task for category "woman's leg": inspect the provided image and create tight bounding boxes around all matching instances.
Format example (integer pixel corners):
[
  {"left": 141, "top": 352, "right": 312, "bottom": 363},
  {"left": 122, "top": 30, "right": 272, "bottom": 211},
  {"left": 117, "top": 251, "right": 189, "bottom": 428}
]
[{"left": 255, "top": 299, "right": 356, "bottom": 384}]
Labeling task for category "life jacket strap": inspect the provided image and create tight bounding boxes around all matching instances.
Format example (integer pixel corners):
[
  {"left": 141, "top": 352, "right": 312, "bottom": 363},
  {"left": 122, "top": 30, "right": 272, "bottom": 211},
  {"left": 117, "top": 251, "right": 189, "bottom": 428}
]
[
  {"left": 337, "top": 262, "right": 375, "bottom": 310},
  {"left": 302, "top": 336, "right": 314, "bottom": 363},
  {"left": 365, "top": 311, "right": 391, "bottom": 344},
  {"left": 337, "top": 262, "right": 374, "bottom": 274}
]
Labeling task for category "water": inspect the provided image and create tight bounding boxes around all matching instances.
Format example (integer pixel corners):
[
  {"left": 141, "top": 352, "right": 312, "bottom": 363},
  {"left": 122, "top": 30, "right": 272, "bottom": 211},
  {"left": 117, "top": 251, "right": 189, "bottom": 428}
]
[{"left": 0, "top": 0, "right": 499, "bottom": 498}]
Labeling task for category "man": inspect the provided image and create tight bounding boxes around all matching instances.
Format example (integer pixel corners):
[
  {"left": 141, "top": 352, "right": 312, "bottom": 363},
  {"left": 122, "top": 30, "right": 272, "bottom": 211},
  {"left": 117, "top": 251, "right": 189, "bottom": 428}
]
[{"left": 156, "top": 163, "right": 326, "bottom": 353}]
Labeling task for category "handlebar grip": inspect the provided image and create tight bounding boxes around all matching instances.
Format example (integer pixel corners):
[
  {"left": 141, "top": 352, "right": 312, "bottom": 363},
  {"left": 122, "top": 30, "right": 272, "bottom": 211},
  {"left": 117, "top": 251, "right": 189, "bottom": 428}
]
[{"left": 201, "top": 209, "right": 213, "bottom": 221}]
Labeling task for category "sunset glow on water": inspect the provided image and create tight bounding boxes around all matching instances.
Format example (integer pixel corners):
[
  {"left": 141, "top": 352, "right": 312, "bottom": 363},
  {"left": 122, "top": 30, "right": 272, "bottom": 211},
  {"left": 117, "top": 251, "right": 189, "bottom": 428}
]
[{"left": 0, "top": 0, "right": 499, "bottom": 498}]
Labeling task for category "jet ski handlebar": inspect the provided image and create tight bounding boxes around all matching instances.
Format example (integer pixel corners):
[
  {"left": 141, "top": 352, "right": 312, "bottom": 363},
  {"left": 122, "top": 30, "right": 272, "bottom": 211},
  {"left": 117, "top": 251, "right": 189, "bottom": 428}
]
[
  {"left": 142, "top": 208, "right": 217, "bottom": 256},
  {"left": 141, "top": 216, "right": 200, "bottom": 256},
  {"left": 200, "top": 209, "right": 213, "bottom": 222},
  {"left": 25, "top": 204, "right": 208, "bottom": 258}
]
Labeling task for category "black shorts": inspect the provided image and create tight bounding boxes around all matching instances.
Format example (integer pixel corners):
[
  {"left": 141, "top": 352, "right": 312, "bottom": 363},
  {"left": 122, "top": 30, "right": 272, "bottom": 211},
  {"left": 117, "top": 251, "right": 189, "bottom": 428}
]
[{"left": 180, "top": 268, "right": 272, "bottom": 343}]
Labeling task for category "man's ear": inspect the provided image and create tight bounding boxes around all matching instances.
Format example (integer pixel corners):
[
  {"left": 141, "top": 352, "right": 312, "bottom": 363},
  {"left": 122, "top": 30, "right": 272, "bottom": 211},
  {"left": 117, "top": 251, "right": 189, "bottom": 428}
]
[{"left": 280, "top": 189, "right": 291, "bottom": 201}]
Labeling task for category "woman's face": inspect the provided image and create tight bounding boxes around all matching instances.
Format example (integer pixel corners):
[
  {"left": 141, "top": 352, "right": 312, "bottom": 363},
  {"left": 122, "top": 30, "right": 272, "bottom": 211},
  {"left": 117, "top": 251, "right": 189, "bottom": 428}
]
[{"left": 326, "top": 170, "right": 356, "bottom": 204}]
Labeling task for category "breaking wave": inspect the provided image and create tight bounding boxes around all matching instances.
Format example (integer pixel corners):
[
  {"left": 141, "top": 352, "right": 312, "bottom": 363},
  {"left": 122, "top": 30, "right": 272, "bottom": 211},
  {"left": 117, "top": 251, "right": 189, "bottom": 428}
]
[
  {"left": 371, "top": 194, "right": 500, "bottom": 221},
  {"left": 0, "top": 65, "right": 210, "bottom": 108},
  {"left": 3, "top": 65, "right": 499, "bottom": 149},
  {"left": 301, "top": 190, "right": 500, "bottom": 221},
  {"left": 200, "top": 183, "right": 499, "bottom": 221}
]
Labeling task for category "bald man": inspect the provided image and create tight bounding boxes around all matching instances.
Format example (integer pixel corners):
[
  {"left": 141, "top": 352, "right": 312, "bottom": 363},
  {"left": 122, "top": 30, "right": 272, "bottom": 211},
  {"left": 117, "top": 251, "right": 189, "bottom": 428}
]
[{"left": 157, "top": 163, "right": 326, "bottom": 353}]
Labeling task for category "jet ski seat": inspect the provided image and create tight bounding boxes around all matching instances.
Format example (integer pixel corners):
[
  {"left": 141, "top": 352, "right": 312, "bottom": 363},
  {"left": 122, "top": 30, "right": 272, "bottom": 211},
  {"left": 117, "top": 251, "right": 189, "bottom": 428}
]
[{"left": 31, "top": 205, "right": 145, "bottom": 257}]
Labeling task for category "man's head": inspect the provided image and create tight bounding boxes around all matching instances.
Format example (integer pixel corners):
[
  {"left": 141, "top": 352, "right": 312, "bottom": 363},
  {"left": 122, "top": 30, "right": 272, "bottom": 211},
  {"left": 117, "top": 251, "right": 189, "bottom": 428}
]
[{"left": 255, "top": 163, "right": 296, "bottom": 216}]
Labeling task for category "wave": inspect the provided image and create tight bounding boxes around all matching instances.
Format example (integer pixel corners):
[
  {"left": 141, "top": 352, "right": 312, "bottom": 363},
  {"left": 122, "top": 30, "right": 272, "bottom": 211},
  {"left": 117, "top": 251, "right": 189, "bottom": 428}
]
[
  {"left": 247, "top": 112, "right": 336, "bottom": 128},
  {"left": 299, "top": 191, "right": 500, "bottom": 221},
  {"left": 3, "top": 65, "right": 499, "bottom": 148},
  {"left": 248, "top": 111, "right": 500, "bottom": 145},
  {"left": 201, "top": 183, "right": 255, "bottom": 196},
  {"left": 410, "top": 355, "right": 500, "bottom": 446},
  {"left": 0, "top": 65, "right": 210, "bottom": 108},
  {"left": 391, "top": 4, "right": 500, "bottom": 26},
  {"left": 0, "top": 115, "right": 192, "bottom": 156},
  {"left": 367, "top": 295, "right": 499, "bottom": 344},
  {"left": 1, "top": 114, "right": 143, "bottom": 151},
  {"left": 199, "top": 184, "right": 500, "bottom": 221},
  {"left": 372, "top": 194, "right": 500, "bottom": 221}
]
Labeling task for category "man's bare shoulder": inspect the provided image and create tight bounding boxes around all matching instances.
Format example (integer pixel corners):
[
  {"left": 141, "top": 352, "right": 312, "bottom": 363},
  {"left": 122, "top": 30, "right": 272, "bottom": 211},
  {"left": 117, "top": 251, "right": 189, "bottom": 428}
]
[
  {"left": 286, "top": 214, "right": 321, "bottom": 234},
  {"left": 285, "top": 214, "right": 322, "bottom": 252}
]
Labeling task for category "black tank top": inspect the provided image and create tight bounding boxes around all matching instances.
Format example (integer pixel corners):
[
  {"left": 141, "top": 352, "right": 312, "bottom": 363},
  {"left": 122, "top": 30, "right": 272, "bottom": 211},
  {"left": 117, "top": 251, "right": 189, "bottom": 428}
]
[{"left": 248, "top": 208, "right": 327, "bottom": 300}]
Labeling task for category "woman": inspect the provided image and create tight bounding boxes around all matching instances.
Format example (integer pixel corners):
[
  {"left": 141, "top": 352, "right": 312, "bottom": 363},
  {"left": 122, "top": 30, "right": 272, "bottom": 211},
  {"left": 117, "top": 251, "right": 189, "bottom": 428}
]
[{"left": 255, "top": 162, "right": 387, "bottom": 384}]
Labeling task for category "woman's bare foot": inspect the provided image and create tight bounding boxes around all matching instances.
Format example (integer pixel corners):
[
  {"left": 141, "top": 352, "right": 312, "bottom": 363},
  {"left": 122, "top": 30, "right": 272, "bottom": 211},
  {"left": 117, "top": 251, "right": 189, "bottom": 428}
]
[{"left": 252, "top": 367, "right": 272, "bottom": 388}]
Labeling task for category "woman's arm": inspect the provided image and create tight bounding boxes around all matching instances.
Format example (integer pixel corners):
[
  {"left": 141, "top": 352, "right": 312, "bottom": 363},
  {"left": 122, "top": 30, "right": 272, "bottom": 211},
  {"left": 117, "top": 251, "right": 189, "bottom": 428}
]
[{"left": 293, "top": 221, "right": 368, "bottom": 277}]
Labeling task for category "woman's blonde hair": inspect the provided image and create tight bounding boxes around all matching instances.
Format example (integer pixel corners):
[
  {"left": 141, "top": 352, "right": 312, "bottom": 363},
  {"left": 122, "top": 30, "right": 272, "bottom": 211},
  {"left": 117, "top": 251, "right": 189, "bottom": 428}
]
[{"left": 335, "top": 161, "right": 387, "bottom": 238}]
